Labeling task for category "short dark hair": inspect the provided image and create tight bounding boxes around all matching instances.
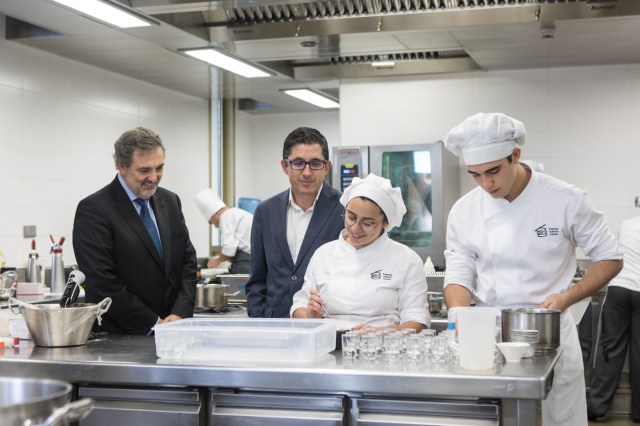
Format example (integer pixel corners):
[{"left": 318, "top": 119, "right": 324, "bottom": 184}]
[
  {"left": 113, "top": 127, "right": 165, "bottom": 168},
  {"left": 282, "top": 127, "right": 329, "bottom": 161}
]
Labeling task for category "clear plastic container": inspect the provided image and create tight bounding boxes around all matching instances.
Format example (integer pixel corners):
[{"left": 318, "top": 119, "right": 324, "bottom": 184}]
[{"left": 154, "top": 318, "right": 337, "bottom": 363}]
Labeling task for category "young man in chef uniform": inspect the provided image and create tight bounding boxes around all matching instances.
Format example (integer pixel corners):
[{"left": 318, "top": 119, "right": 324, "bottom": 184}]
[
  {"left": 442, "top": 112, "right": 623, "bottom": 425},
  {"left": 194, "top": 188, "right": 253, "bottom": 274}
]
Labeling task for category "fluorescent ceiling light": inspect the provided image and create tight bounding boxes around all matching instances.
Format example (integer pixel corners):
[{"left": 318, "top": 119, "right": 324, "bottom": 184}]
[
  {"left": 283, "top": 89, "right": 340, "bottom": 109},
  {"left": 50, "top": 0, "right": 152, "bottom": 28},
  {"left": 371, "top": 60, "right": 396, "bottom": 68},
  {"left": 184, "top": 49, "right": 270, "bottom": 79}
]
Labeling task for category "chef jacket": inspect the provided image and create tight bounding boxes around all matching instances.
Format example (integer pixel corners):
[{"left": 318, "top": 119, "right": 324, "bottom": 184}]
[
  {"left": 608, "top": 216, "right": 640, "bottom": 292},
  {"left": 290, "top": 232, "right": 429, "bottom": 327},
  {"left": 444, "top": 169, "right": 622, "bottom": 307},
  {"left": 219, "top": 207, "right": 252, "bottom": 258},
  {"left": 444, "top": 168, "right": 622, "bottom": 426}
]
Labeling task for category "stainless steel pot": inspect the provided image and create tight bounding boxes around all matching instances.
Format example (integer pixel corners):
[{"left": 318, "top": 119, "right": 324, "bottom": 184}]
[
  {"left": 195, "top": 284, "right": 206, "bottom": 309},
  {"left": 427, "top": 292, "right": 444, "bottom": 315},
  {"left": 0, "top": 377, "right": 94, "bottom": 426},
  {"left": 204, "top": 284, "right": 229, "bottom": 308},
  {"left": 501, "top": 307, "right": 561, "bottom": 354}
]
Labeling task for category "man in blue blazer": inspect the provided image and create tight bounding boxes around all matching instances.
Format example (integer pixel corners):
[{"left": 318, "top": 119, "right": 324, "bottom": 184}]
[
  {"left": 73, "top": 127, "right": 197, "bottom": 334},
  {"left": 246, "top": 127, "right": 344, "bottom": 318}
]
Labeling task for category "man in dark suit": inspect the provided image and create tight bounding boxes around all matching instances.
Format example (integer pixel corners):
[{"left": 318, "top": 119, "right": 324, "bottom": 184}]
[
  {"left": 73, "top": 127, "right": 197, "bottom": 335},
  {"left": 246, "top": 127, "right": 344, "bottom": 318}
]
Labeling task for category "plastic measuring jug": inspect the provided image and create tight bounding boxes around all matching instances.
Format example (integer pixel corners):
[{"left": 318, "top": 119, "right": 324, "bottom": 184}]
[{"left": 457, "top": 307, "right": 500, "bottom": 370}]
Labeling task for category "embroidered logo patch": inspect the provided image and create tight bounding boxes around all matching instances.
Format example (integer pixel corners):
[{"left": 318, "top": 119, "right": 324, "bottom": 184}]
[
  {"left": 535, "top": 224, "right": 560, "bottom": 238},
  {"left": 370, "top": 270, "right": 393, "bottom": 280}
]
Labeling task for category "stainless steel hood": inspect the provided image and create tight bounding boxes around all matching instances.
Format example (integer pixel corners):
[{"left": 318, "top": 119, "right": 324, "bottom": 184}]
[{"left": 1, "top": 0, "right": 640, "bottom": 113}]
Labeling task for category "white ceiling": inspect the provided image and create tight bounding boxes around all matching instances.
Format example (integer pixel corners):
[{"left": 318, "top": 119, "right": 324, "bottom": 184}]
[{"left": 1, "top": 0, "right": 640, "bottom": 114}]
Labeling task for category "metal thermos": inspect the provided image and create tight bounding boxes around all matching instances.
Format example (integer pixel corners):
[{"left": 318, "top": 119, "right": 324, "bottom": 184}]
[
  {"left": 50, "top": 250, "right": 65, "bottom": 294},
  {"left": 49, "top": 235, "right": 66, "bottom": 294},
  {"left": 26, "top": 239, "right": 41, "bottom": 283},
  {"left": 26, "top": 253, "right": 41, "bottom": 283}
]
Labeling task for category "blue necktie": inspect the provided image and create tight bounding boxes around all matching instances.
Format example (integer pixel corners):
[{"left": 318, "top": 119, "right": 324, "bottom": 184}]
[{"left": 135, "top": 198, "right": 163, "bottom": 258}]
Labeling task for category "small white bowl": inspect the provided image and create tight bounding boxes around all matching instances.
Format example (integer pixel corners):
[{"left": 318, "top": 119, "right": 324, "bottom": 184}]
[{"left": 496, "top": 342, "right": 530, "bottom": 363}]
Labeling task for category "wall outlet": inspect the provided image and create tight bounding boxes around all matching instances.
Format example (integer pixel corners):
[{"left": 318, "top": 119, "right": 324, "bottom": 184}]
[{"left": 23, "top": 225, "right": 37, "bottom": 238}]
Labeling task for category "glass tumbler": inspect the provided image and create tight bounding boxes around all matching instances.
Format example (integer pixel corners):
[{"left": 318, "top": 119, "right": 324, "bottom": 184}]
[
  {"left": 383, "top": 333, "right": 403, "bottom": 362},
  {"left": 342, "top": 331, "right": 360, "bottom": 360},
  {"left": 406, "top": 334, "right": 423, "bottom": 361},
  {"left": 360, "top": 332, "right": 379, "bottom": 361}
]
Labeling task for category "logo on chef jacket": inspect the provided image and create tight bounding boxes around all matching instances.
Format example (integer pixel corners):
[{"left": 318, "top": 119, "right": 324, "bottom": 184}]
[
  {"left": 535, "top": 224, "right": 560, "bottom": 238},
  {"left": 370, "top": 270, "right": 392, "bottom": 280}
]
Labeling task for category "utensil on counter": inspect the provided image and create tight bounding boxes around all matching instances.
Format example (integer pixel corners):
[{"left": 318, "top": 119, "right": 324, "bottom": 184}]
[
  {"left": 9, "top": 297, "right": 111, "bottom": 347},
  {"left": 60, "top": 270, "right": 85, "bottom": 308},
  {"left": 501, "top": 307, "right": 560, "bottom": 355},
  {"left": 0, "top": 270, "right": 17, "bottom": 299}
]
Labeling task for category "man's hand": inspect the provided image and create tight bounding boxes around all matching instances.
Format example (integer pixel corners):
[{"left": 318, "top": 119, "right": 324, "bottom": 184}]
[
  {"left": 158, "top": 314, "right": 183, "bottom": 324},
  {"left": 207, "top": 257, "right": 222, "bottom": 268},
  {"left": 540, "top": 292, "right": 572, "bottom": 312}
]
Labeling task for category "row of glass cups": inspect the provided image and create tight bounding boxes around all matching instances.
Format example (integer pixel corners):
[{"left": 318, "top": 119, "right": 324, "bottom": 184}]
[{"left": 341, "top": 328, "right": 459, "bottom": 364}]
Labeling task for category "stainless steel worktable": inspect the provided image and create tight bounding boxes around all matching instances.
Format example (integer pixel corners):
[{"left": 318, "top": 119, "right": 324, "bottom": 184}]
[{"left": 0, "top": 335, "right": 558, "bottom": 425}]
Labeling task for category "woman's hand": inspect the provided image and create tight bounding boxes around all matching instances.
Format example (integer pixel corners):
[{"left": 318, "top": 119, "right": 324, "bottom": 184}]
[{"left": 306, "top": 288, "right": 326, "bottom": 318}]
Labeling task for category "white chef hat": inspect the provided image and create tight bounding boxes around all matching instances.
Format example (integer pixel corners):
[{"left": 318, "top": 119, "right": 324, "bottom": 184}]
[
  {"left": 444, "top": 112, "right": 526, "bottom": 165},
  {"left": 340, "top": 174, "right": 407, "bottom": 231},
  {"left": 194, "top": 188, "right": 226, "bottom": 221}
]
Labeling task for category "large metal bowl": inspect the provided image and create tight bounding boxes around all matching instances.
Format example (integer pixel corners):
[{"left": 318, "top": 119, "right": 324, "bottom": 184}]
[
  {"left": 10, "top": 297, "right": 111, "bottom": 347},
  {"left": 0, "top": 377, "right": 94, "bottom": 426},
  {"left": 501, "top": 308, "right": 561, "bottom": 354}
]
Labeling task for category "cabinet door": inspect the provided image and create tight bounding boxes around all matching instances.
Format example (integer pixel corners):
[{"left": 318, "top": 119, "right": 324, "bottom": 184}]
[
  {"left": 350, "top": 397, "right": 499, "bottom": 426},
  {"left": 209, "top": 391, "right": 345, "bottom": 426},
  {"left": 79, "top": 386, "right": 202, "bottom": 426}
]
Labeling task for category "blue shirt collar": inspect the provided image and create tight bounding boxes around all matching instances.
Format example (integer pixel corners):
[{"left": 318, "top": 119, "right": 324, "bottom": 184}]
[{"left": 117, "top": 173, "right": 139, "bottom": 202}]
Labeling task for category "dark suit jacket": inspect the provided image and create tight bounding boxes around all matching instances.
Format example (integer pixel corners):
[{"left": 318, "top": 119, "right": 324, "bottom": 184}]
[
  {"left": 72, "top": 176, "right": 197, "bottom": 334},
  {"left": 246, "top": 183, "right": 344, "bottom": 318}
]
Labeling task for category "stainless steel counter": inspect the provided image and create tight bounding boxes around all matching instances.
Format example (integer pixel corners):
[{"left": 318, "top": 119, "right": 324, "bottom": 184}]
[{"left": 0, "top": 335, "right": 559, "bottom": 425}]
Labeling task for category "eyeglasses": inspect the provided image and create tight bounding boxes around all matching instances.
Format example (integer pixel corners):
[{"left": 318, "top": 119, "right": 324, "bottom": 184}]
[
  {"left": 342, "top": 212, "right": 380, "bottom": 233},
  {"left": 285, "top": 159, "right": 327, "bottom": 170}
]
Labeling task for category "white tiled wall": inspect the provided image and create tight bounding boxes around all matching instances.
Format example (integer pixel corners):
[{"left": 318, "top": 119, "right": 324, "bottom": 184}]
[
  {"left": 0, "top": 39, "right": 210, "bottom": 268},
  {"left": 235, "top": 111, "right": 341, "bottom": 201},
  {"left": 339, "top": 64, "right": 640, "bottom": 238}
]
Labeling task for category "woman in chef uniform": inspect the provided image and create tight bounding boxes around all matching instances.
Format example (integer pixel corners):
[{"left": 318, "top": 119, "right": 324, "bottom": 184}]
[
  {"left": 290, "top": 174, "right": 428, "bottom": 332},
  {"left": 442, "top": 112, "right": 623, "bottom": 426}
]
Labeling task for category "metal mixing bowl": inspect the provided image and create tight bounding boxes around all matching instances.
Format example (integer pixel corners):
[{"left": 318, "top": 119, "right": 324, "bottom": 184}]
[
  {"left": 0, "top": 287, "right": 15, "bottom": 299},
  {"left": 10, "top": 298, "right": 111, "bottom": 347},
  {"left": 501, "top": 308, "right": 560, "bottom": 354},
  {"left": 0, "top": 270, "right": 17, "bottom": 299}
]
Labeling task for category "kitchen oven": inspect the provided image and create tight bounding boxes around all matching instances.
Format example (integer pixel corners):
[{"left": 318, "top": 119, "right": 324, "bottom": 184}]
[{"left": 332, "top": 142, "right": 459, "bottom": 270}]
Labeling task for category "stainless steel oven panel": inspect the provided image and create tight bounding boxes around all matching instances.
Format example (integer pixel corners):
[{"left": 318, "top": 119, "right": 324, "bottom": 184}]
[
  {"left": 350, "top": 397, "right": 498, "bottom": 426},
  {"left": 209, "top": 391, "right": 345, "bottom": 426}
]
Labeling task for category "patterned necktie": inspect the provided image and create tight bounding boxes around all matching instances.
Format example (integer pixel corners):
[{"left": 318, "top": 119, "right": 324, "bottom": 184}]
[{"left": 135, "top": 198, "right": 163, "bottom": 258}]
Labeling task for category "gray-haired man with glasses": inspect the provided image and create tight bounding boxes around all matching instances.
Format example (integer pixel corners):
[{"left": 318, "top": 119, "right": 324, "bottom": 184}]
[{"left": 246, "top": 127, "right": 344, "bottom": 318}]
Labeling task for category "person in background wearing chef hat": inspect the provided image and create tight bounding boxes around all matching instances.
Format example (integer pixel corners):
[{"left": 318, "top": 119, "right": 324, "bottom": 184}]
[
  {"left": 194, "top": 189, "right": 252, "bottom": 274},
  {"left": 290, "top": 174, "right": 428, "bottom": 331},
  {"left": 245, "top": 127, "right": 344, "bottom": 318},
  {"left": 442, "top": 112, "right": 623, "bottom": 426}
]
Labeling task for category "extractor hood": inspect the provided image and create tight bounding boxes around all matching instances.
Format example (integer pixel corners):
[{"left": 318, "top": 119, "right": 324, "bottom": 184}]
[{"left": 2, "top": 0, "right": 640, "bottom": 113}]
